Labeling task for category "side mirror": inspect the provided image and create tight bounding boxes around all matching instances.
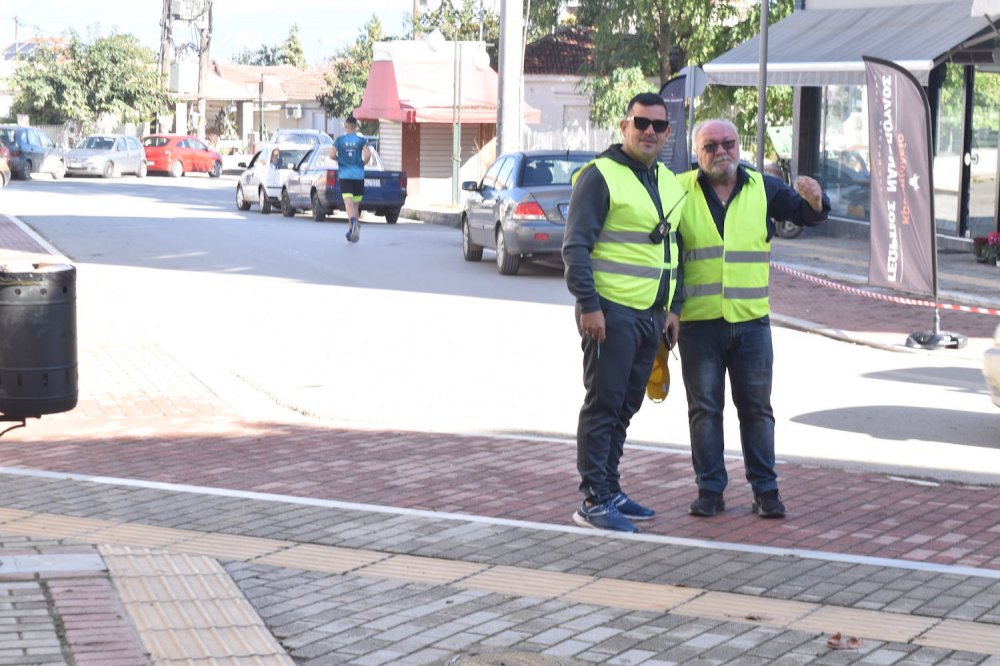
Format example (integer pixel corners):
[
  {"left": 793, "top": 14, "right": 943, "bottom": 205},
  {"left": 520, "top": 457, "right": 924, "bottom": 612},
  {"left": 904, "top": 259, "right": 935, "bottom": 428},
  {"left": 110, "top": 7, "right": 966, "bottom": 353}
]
[{"left": 461, "top": 180, "right": 479, "bottom": 192}]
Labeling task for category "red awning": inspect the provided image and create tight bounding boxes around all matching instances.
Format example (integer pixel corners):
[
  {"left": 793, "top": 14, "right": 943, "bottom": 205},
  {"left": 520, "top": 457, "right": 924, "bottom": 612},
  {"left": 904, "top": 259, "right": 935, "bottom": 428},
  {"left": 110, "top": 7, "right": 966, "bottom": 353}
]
[{"left": 354, "top": 41, "right": 540, "bottom": 125}]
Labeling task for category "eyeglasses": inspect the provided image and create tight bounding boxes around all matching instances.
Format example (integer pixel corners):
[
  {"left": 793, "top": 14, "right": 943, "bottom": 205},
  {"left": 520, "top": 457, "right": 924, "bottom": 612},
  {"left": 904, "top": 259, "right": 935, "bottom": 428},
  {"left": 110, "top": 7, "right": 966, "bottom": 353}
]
[
  {"left": 627, "top": 116, "right": 670, "bottom": 134},
  {"left": 702, "top": 139, "right": 738, "bottom": 153}
]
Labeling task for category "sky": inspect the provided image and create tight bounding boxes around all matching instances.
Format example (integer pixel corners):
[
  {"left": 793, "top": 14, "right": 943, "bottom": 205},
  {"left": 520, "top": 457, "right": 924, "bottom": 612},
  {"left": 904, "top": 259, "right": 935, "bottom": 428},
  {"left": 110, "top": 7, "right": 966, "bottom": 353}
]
[{"left": 0, "top": 0, "right": 418, "bottom": 66}]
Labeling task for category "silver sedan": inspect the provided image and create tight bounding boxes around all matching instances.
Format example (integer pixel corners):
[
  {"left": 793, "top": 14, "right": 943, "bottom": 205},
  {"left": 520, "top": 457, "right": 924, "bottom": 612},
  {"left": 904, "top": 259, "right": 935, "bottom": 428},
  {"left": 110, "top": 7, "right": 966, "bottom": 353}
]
[
  {"left": 461, "top": 150, "right": 596, "bottom": 275},
  {"left": 65, "top": 135, "right": 147, "bottom": 178}
]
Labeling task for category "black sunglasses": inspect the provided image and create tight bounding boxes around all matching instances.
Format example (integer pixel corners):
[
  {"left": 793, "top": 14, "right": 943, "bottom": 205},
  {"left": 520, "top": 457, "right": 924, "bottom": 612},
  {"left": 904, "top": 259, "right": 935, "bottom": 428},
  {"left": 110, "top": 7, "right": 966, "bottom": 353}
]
[
  {"left": 627, "top": 116, "right": 670, "bottom": 134},
  {"left": 702, "top": 139, "right": 738, "bottom": 153}
]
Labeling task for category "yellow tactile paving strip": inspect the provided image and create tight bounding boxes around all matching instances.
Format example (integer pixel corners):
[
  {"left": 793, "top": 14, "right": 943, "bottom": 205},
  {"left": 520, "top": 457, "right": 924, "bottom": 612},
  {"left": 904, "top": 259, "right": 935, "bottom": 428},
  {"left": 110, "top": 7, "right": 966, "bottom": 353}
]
[{"left": 0, "top": 510, "right": 998, "bottom": 657}]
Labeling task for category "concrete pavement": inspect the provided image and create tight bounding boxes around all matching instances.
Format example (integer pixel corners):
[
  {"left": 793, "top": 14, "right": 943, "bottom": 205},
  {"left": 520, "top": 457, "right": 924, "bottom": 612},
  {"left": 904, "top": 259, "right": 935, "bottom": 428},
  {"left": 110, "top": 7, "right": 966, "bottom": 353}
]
[{"left": 1, "top": 210, "right": 1000, "bottom": 664}]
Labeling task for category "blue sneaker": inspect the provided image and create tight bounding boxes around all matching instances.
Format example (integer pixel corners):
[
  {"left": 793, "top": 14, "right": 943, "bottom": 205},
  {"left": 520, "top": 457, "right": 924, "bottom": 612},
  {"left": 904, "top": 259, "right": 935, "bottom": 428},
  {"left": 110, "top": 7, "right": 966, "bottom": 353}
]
[
  {"left": 350, "top": 220, "right": 360, "bottom": 243},
  {"left": 572, "top": 499, "right": 638, "bottom": 533},
  {"left": 612, "top": 492, "right": 655, "bottom": 521}
]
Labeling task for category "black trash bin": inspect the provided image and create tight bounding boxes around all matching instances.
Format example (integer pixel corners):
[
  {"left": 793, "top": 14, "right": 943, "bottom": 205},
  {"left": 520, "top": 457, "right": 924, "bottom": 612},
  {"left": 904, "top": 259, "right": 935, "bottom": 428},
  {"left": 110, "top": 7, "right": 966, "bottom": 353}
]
[{"left": 0, "top": 264, "right": 78, "bottom": 418}]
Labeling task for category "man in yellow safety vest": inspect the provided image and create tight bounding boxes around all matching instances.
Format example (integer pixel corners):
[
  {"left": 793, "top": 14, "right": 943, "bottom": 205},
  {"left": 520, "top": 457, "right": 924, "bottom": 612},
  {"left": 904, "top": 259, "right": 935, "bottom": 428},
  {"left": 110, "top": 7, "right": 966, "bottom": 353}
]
[
  {"left": 677, "top": 119, "right": 829, "bottom": 519},
  {"left": 562, "top": 92, "right": 686, "bottom": 532}
]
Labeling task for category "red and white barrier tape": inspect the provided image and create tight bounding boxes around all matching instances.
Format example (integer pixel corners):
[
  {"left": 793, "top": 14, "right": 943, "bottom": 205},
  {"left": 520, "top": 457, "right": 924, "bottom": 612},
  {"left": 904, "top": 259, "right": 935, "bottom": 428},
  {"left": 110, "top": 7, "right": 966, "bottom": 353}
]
[{"left": 771, "top": 263, "right": 1000, "bottom": 317}]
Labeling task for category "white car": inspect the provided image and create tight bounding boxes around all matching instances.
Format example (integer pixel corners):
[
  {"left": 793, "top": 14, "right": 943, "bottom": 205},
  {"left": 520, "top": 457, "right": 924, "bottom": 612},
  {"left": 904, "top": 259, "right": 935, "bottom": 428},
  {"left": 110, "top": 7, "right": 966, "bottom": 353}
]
[
  {"left": 985, "top": 323, "right": 1000, "bottom": 408},
  {"left": 65, "top": 134, "right": 146, "bottom": 178},
  {"left": 235, "top": 142, "right": 313, "bottom": 214}
]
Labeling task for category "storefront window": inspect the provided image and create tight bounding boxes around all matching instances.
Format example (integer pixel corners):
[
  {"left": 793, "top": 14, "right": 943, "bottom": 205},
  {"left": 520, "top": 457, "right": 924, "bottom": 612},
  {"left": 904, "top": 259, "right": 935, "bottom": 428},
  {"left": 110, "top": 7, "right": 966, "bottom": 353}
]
[
  {"left": 935, "top": 63, "right": 964, "bottom": 236},
  {"left": 819, "top": 85, "right": 870, "bottom": 220}
]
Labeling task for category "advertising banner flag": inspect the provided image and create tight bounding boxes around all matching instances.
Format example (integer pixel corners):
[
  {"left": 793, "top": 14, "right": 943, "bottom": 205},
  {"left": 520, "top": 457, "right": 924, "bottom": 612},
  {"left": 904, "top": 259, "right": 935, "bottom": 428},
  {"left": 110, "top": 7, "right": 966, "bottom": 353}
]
[
  {"left": 658, "top": 76, "right": 691, "bottom": 174},
  {"left": 863, "top": 56, "right": 935, "bottom": 296}
]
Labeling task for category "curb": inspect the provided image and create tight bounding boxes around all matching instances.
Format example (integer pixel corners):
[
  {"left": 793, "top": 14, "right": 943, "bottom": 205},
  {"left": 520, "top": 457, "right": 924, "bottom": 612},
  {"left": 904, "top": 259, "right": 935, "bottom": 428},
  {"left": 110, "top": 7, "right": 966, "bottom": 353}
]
[{"left": 402, "top": 206, "right": 461, "bottom": 228}]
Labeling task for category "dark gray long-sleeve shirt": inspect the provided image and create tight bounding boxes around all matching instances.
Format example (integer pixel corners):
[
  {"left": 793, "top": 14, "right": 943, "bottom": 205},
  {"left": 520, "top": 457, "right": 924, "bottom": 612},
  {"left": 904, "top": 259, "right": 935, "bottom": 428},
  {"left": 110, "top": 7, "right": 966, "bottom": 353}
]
[{"left": 562, "top": 145, "right": 684, "bottom": 315}]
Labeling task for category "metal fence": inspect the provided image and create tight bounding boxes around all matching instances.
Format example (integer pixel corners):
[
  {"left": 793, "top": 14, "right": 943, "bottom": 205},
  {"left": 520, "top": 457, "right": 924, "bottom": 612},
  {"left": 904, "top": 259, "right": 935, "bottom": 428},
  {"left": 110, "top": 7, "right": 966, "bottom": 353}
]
[{"left": 522, "top": 127, "right": 617, "bottom": 152}]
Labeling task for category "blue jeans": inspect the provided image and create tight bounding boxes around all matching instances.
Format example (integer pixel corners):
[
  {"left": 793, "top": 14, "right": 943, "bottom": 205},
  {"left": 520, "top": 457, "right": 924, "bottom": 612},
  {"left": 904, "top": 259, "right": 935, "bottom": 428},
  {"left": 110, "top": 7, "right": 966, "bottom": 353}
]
[
  {"left": 576, "top": 300, "right": 663, "bottom": 504},
  {"left": 678, "top": 317, "right": 777, "bottom": 495}
]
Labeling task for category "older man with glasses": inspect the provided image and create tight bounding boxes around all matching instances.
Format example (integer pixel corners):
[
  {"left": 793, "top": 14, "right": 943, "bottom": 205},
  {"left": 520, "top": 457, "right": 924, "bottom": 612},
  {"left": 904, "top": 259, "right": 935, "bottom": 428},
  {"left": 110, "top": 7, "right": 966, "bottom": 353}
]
[
  {"left": 676, "top": 119, "right": 829, "bottom": 519},
  {"left": 562, "top": 92, "right": 687, "bottom": 532}
]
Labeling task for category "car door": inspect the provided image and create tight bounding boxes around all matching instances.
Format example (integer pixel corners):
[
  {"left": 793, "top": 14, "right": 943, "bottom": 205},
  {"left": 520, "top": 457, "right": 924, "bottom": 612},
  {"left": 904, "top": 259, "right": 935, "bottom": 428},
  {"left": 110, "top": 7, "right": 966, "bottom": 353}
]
[
  {"left": 240, "top": 151, "right": 262, "bottom": 202},
  {"left": 468, "top": 156, "right": 509, "bottom": 246},
  {"left": 120, "top": 137, "right": 139, "bottom": 173},
  {"left": 189, "top": 138, "right": 211, "bottom": 172},
  {"left": 285, "top": 148, "right": 317, "bottom": 208},
  {"left": 35, "top": 130, "right": 62, "bottom": 173},
  {"left": 487, "top": 157, "right": 518, "bottom": 246}
]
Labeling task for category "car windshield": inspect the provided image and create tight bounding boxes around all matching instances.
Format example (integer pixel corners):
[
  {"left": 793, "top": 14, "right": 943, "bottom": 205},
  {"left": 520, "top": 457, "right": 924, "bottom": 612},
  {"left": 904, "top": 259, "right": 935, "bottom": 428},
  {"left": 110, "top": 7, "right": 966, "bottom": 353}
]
[
  {"left": 274, "top": 131, "right": 331, "bottom": 145},
  {"left": 78, "top": 137, "right": 114, "bottom": 150},
  {"left": 522, "top": 157, "right": 594, "bottom": 187},
  {"left": 142, "top": 136, "right": 170, "bottom": 148}
]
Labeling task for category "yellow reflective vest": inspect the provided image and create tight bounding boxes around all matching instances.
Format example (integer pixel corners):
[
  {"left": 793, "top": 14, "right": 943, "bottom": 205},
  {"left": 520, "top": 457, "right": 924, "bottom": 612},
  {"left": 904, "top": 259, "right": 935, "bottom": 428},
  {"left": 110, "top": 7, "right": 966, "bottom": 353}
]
[
  {"left": 582, "top": 158, "right": 685, "bottom": 310},
  {"left": 677, "top": 169, "right": 770, "bottom": 322}
]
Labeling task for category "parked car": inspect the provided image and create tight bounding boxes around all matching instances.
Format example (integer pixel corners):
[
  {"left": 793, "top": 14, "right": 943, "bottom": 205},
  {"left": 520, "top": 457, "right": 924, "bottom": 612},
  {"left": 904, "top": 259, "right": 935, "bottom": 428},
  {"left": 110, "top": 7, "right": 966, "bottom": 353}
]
[
  {"left": 65, "top": 134, "right": 146, "bottom": 178},
  {"left": 985, "top": 323, "right": 1000, "bottom": 408},
  {"left": 235, "top": 143, "right": 313, "bottom": 214},
  {"left": 461, "top": 150, "right": 597, "bottom": 275},
  {"left": 270, "top": 129, "right": 333, "bottom": 147},
  {"left": 0, "top": 124, "right": 65, "bottom": 180},
  {"left": 0, "top": 144, "right": 10, "bottom": 188},
  {"left": 282, "top": 145, "right": 407, "bottom": 224},
  {"left": 142, "top": 134, "right": 222, "bottom": 178}
]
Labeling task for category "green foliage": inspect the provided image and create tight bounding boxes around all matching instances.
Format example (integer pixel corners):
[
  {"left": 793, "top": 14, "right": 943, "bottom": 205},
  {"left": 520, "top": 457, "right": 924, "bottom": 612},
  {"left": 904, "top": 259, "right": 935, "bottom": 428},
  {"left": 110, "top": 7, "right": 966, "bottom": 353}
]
[
  {"left": 317, "top": 16, "right": 384, "bottom": 131},
  {"left": 11, "top": 32, "right": 169, "bottom": 128},
  {"left": 233, "top": 24, "right": 308, "bottom": 69},
  {"left": 577, "top": 0, "right": 737, "bottom": 84},
  {"left": 578, "top": 66, "right": 650, "bottom": 129},
  {"left": 282, "top": 24, "right": 308, "bottom": 69},
  {"left": 413, "top": 0, "right": 500, "bottom": 64},
  {"left": 576, "top": 0, "right": 796, "bottom": 144}
]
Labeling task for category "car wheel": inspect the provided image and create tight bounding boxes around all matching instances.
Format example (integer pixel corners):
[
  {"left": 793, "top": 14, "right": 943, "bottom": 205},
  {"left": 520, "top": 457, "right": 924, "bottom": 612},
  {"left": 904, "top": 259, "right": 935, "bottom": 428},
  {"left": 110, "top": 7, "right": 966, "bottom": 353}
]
[
  {"left": 137, "top": 162, "right": 147, "bottom": 178},
  {"left": 209, "top": 160, "right": 222, "bottom": 178},
  {"left": 169, "top": 160, "right": 184, "bottom": 178},
  {"left": 236, "top": 185, "right": 251, "bottom": 211},
  {"left": 22, "top": 160, "right": 33, "bottom": 181},
  {"left": 311, "top": 191, "right": 326, "bottom": 221},
  {"left": 462, "top": 216, "right": 483, "bottom": 262},
  {"left": 773, "top": 218, "right": 803, "bottom": 239},
  {"left": 103, "top": 161, "right": 115, "bottom": 178},
  {"left": 259, "top": 187, "right": 272, "bottom": 214},
  {"left": 281, "top": 189, "right": 296, "bottom": 217},
  {"left": 496, "top": 227, "right": 521, "bottom": 275},
  {"left": 384, "top": 208, "right": 400, "bottom": 224}
]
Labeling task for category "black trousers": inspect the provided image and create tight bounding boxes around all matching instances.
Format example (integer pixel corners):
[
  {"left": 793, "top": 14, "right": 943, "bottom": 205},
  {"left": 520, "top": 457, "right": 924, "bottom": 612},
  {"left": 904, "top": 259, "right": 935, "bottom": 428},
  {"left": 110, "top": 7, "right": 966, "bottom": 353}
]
[{"left": 575, "top": 299, "right": 663, "bottom": 504}]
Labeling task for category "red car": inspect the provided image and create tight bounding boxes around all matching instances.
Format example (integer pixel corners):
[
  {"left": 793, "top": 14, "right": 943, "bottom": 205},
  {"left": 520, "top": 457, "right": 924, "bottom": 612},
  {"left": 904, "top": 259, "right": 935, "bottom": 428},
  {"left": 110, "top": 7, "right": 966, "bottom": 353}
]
[{"left": 142, "top": 134, "right": 222, "bottom": 178}]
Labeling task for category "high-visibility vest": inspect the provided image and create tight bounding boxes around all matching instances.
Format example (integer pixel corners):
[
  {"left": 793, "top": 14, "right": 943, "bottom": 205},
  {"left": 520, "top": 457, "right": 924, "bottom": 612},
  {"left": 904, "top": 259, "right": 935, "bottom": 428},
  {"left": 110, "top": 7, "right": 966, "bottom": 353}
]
[
  {"left": 581, "top": 158, "right": 685, "bottom": 310},
  {"left": 677, "top": 169, "right": 770, "bottom": 322}
]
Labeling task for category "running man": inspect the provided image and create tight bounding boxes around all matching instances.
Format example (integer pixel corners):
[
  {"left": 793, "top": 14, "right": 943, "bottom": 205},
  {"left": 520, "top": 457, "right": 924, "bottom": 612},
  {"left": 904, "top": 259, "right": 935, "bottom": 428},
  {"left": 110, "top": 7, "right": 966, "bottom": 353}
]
[{"left": 330, "top": 115, "right": 371, "bottom": 242}]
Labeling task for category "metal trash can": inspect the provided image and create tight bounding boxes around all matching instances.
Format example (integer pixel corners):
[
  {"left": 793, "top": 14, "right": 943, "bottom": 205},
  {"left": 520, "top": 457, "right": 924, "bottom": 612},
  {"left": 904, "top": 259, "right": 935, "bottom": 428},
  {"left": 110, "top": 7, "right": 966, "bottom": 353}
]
[{"left": 0, "top": 263, "right": 78, "bottom": 418}]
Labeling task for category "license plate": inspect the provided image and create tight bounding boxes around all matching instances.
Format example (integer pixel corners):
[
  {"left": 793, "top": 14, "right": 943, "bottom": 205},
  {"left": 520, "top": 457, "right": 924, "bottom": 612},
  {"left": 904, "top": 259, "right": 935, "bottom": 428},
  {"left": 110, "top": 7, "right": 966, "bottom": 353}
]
[{"left": 364, "top": 178, "right": 379, "bottom": 187}]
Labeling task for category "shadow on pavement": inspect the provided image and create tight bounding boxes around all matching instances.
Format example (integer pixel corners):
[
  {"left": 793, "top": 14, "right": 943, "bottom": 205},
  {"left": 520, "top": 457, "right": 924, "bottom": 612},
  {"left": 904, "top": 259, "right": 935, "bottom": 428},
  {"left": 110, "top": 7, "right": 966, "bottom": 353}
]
[{"left": 791, "top": 405, "right": 999, "bottom": 447}]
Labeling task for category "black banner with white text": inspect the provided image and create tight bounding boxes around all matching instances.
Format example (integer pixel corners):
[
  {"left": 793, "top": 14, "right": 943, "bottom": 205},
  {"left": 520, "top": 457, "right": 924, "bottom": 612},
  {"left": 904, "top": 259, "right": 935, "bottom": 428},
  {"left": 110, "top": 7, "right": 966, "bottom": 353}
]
[{"left": 863, "top": 57, "right": 935, "bottom": 296}]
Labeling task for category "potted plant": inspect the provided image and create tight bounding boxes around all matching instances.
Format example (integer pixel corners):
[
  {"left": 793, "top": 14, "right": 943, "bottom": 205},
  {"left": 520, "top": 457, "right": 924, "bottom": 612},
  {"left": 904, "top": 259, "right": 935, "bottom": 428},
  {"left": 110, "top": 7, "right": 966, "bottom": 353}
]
[{"left": 972, "top": 232, "right": 1000, "bottom": 265}]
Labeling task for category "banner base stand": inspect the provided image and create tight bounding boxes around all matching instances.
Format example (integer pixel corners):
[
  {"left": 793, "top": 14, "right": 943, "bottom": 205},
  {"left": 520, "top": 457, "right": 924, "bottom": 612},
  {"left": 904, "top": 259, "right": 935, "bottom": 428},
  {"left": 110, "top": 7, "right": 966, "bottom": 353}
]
[{"left": 905, "top": 331, "right": 968, "bottom": 350}]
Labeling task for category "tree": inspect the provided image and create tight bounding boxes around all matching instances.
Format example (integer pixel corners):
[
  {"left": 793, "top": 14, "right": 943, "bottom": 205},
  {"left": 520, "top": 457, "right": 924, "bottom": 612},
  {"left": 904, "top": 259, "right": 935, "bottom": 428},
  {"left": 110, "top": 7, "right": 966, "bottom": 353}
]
[
  {"left": 413, "top": 0, "right": 500, "bottom": 64},
  {"left": 11, "top": 32, "right": 170, "bottom": 129},
  {"left": 232, "top": 25, "right": 308, "bottom": 69},
  {"left": 317, "top": 17, "right": 384, "bottom": 130},
  {"left": 578, "top": 66, "right": 649, "bottom": 129},
  {"left": 577, "top": 0, "right": 736, "bottom": 85},
  {"left": 282, "top": 24, "right": 308, "bottom": 70}
]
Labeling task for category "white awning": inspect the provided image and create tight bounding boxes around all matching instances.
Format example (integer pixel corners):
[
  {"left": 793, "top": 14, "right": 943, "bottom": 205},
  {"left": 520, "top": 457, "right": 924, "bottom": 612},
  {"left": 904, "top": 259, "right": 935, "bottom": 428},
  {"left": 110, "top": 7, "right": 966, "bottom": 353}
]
[{"left": 703, "top": 0, "right": 999, "bottom": 87}]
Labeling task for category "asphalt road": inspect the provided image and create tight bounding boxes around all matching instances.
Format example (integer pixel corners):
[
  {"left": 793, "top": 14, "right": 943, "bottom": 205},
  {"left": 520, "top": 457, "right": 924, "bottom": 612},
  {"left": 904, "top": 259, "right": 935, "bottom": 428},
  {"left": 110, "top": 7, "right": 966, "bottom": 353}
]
[{"left": 3, "top": 173, "right": 998, "bottom": 484}]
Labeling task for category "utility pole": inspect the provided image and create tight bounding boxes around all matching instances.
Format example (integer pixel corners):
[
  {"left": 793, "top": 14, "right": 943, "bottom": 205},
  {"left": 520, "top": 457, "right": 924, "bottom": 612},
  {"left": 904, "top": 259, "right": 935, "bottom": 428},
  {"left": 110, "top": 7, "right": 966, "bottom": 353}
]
[
  {"left": 196, "top": 0, "right": 213, "bottom": 140},
  {"left": 497, "top": 0, "right": 523, "bottom": 155},
  {"left": 159, "top": 0, "right": 171, "bottom": 132}
]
